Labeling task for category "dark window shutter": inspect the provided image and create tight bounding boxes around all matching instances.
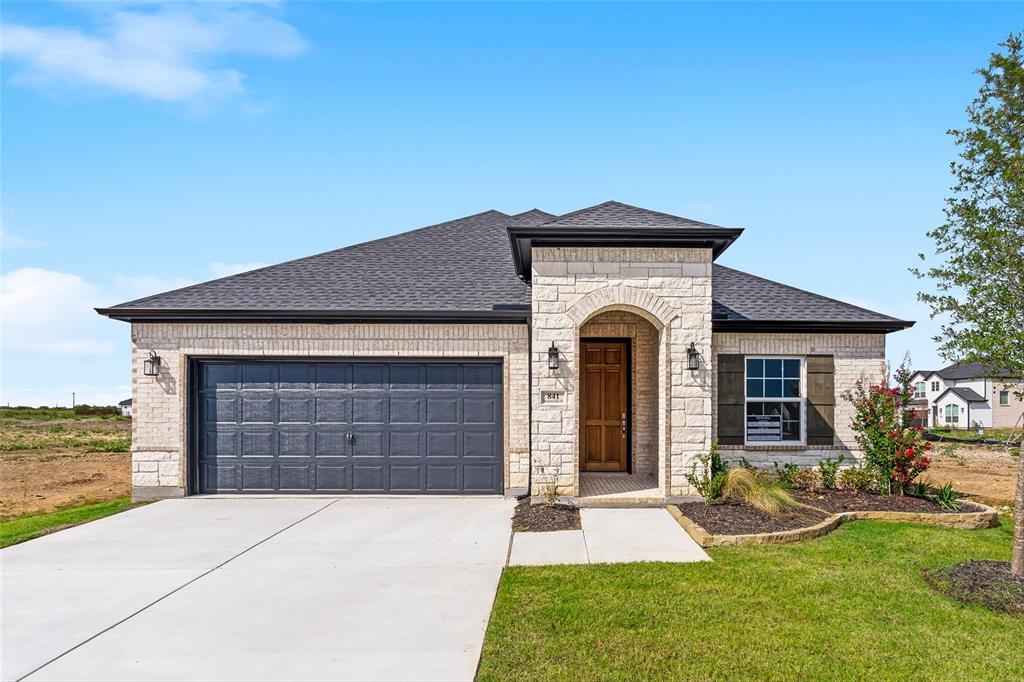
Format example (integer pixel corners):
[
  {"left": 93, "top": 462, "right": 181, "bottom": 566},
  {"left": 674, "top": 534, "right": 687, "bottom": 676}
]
[
  {"left": 806, "top": 355, "right": 835, "bottom": 445},
  {"left": 717, "top": 354, "right": 745, "bottom": 445}
]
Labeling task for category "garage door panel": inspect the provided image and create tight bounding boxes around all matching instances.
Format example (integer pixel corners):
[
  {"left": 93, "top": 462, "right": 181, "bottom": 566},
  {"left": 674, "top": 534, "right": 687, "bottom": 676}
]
[
  {"left": 315, "top": 364, "right": 352, "bottom": 389},
  {"left": 241, "top": 431, "right": 276, "bottom": 457},
  {"left": 196, "top": 360, "right": 501, "bottom": 494},
  {"left": 353, "top": 397, "right": 386, "bottom": 424},
  {"left": 279, "top": 464, "right": 312, "bottom": 491},
  {"left": 241, "top": 395, "right": 275, "bottom": 423},
  {"left": 426, "top": 431, "right": 458, "bottom": 457}
]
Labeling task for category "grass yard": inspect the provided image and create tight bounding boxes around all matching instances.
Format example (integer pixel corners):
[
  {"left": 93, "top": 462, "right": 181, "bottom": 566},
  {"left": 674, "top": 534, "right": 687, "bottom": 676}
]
[
  {"left": 0, "top": 497, "right": 136, "bottom": 548},
  {"left": 478, "top": 519, "right": 1023, "bottom": 681},
  {"left": 931, "top": 427, "right": 1021, "bottom": 444}
]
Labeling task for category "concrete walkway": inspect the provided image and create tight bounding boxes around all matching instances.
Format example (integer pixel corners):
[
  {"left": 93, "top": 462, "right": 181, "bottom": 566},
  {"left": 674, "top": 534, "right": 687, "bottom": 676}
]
[
  {"left": 508, "top": 507, "right": 710, "bottom": 566},
  {"left": 2, "top": 497, "right": 514, "bottom": 682}
]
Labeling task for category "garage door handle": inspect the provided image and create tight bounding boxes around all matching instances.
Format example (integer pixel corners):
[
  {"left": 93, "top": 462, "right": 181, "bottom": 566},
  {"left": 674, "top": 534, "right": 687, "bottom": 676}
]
[{"left": 346, "top": 432, "right": 354, "bottom": 442}]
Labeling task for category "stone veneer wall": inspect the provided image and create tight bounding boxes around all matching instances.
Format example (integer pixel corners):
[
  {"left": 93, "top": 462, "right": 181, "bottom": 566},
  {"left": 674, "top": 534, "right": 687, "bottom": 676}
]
[
  {"left": 130, "top": 322, "right": 530, "bottom": 497},
  {"left": 530, "top": 246, "right": 714, "bottom": 497},
  {"left": 711, "top": 332, "right": 887, "bottom": 467},
  {"left": 578, "top": 310, "right": 659, "bottom": 478}
]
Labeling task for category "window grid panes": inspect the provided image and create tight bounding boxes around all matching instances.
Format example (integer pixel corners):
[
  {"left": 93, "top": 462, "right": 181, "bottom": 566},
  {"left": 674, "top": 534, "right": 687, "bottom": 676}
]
[
  {"left": 944, "top": 404, "right": 959, "bottom": 424},
  {"left": 1000, "top": 390, "right": 1009, "bottom": 406},
  {"left": 745, "top": 357, "right": 803, "bottom": 442},
  {"left": 914, "top": 382, "right": 926, "bottom": 399},
  {"left": 931, "top": 381, "right": 940, "bottom": 391}
]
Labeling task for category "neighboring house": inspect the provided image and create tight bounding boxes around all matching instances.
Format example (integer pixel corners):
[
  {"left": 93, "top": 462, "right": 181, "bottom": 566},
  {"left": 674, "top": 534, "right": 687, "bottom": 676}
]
[
  {"left": 909, "top": 362, "right": 1024, "bottom": 430},
  {"left": 118, "top": 398, "right": 133, "bottom": 417},
  {"left": 97, "top": 201, "right": 913, "bottom": 502}
]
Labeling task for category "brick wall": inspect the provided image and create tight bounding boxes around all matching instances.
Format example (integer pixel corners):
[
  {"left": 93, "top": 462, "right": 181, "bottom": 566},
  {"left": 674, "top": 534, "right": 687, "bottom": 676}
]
[
  {"left": 711, "top": 332, "right": 887, "bottom": 467},
  {"left": 530, "top": 246, "right": 714, "bottom": 496},
  {"left": 130, "top": 322, "right": 530, "bottom": 497}
]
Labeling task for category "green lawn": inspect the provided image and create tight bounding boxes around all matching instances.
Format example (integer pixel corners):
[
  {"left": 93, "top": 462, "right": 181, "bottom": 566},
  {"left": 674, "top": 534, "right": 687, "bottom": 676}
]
[
  {"left": 931, "top": 427, "right": 1020, "bottom": 444},
  {"left": 478, "top": 520, "right": 1022, "bottom": 681},
  {"left": 0, "top": 497, "right": 136, "bottom": 548}
]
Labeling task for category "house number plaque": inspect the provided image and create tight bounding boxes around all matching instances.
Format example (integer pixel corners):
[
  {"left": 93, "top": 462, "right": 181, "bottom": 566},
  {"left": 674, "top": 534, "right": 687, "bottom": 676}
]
[{"left": 541, "top": 390, "right": 566, "bottom": 405}]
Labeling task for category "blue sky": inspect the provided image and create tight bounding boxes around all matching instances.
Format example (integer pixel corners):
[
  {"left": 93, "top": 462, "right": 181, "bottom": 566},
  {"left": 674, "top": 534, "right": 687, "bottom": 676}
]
[{"left": 2, "top": 1, "right": 1021, "bottom": 406}]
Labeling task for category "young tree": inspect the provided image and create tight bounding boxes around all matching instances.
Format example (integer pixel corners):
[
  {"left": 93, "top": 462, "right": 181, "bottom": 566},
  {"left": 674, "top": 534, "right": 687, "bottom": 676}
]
[{"left": 914, "top": 34, "right": 1024, "bottom": 575}]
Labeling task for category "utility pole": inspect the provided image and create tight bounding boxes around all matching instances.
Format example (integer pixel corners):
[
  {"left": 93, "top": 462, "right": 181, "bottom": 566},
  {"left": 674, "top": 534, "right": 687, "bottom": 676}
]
[{"left": 72, "top": 392, "right": 75, "bottom": 409}]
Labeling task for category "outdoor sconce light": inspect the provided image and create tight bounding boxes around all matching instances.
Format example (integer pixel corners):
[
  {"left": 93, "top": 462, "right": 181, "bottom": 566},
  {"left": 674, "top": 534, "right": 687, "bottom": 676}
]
[
  {"left": 143, "top": 350, "right": 162, "bottom": 377},
  {"left": 547, "top": 343, "right": 560, "bottom": 370},
  {"left": 686, "top": 342, "right": 700, "bottom": 371}
]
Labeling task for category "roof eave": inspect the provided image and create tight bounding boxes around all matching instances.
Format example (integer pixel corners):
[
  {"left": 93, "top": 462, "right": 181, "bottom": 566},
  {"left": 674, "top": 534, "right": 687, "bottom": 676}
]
[
  {"left": 507, "top": 226, "right": 744, "bottom": 281},
  {"left": 95, "top": 307, "right": 531, "bottom": 324},
  {"left": 711, "top": 319, "right": 915, "bottom": 334}
]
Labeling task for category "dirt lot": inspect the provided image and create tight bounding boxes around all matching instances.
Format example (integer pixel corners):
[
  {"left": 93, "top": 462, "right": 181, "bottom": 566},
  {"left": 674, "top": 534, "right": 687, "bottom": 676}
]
[
  {"left": 927, "top": 443, "right": 1019, "bottom": 509},
  {"left": 0, "top": 417, "right": 131, "bottom": 520}
]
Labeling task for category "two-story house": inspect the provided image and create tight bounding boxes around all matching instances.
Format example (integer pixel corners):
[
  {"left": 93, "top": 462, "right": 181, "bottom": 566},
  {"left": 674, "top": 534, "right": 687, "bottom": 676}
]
[{"left": 910, "top": 362, "right": 1024, "bottom": 430}]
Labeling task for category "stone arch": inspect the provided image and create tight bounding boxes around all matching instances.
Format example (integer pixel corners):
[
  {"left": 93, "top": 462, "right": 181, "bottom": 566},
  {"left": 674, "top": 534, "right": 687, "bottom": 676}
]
[{"left": 566, "top": 286, "right": 677, "bottom": 330}]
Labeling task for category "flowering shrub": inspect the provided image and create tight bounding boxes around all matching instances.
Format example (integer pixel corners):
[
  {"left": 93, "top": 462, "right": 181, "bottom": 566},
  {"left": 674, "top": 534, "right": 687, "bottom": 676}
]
[{"left": 843, "top": 360, "right": 932, "bottom": 495}]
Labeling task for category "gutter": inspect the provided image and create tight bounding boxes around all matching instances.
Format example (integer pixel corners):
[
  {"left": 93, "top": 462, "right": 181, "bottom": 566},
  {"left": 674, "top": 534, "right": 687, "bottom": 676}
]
[{"left": 95, "top": 307, "right": 531, "bottom": 324}]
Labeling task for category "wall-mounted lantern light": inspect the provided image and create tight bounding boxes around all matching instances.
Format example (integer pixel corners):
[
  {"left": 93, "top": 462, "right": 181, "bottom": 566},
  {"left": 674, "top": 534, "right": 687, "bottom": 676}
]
[
  {"left": 143, "top": 350, "right": 162, "bottom": 377},
  {"left": 686, "top": 342, "right": 700, "bottom": 371},
  {"left": 547, "top": 343, "right": 560, "bottom": 370}
]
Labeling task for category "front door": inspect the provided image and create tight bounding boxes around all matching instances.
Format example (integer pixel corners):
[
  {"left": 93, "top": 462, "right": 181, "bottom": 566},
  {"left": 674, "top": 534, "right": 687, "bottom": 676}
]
[{"left": 580, "top": 340, "right": 629, "bottom": 472}]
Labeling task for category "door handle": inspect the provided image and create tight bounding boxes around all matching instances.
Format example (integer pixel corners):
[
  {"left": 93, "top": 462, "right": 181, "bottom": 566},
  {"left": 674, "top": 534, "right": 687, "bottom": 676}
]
[
  {"left": 621, "top": 413, "right": 626, "bottom": 438},
  {"left": 346, "top": 432, "right": 354, "bottom": 442}
]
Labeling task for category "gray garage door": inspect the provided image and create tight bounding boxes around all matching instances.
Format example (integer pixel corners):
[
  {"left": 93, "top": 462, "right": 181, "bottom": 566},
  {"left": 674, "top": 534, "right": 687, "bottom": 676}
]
[{"left": 195, "top": 360, "right": 503, "bottom": 494}]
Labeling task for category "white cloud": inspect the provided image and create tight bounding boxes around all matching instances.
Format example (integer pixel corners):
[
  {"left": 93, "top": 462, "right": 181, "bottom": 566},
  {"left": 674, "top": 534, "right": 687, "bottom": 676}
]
[
  {"left": 208, "top": 261, "right": 269, "bottom": 278},
  {"left": 1, "top": 229, "right": 44, "bottom": 249},
  {"left": 0, "top": 3, "right": 306, "bottom": 103}
]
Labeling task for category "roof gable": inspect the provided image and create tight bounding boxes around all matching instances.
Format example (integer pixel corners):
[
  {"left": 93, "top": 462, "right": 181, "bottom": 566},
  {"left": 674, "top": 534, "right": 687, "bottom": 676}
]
[{"left": 536, "top": 200, "right": 724, "bottom": 230}]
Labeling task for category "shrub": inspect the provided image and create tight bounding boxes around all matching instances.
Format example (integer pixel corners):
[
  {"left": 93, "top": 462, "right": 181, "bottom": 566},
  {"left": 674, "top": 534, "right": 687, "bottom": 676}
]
[
  {"left": 817, "top": 455, "right": 845, "bottom": 490},
  {"left": 843, "top": 358, "right": 932, "bottom": 494},
  {"left": 774, "top": 461, "right": 800, "bottom": 487},
  {"left": 685, "top": 440, "right": 727, "bottom": 504},
  {"left": 721, "top": 468, "right": 803, "bottom": 515},
  {"left": 789, "top": 467, "right": 820, "bottom": 491},
  {"left": 839, "top": 465, "right": 877, "bottom": 492},
  {"left": 933, "top": 482, "right": 963, "bottom": 511}
]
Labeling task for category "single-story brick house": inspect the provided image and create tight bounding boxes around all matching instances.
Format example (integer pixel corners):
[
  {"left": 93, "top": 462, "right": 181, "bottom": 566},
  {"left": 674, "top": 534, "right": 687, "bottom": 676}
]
[{"left": 98, "top": 201, "right": 912, "bottom": 502}]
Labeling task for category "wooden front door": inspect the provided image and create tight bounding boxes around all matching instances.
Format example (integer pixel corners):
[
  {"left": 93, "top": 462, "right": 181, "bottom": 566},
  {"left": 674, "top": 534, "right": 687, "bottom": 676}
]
[{"left": 580, "top": 340, "right": 629, "bottom": 472}]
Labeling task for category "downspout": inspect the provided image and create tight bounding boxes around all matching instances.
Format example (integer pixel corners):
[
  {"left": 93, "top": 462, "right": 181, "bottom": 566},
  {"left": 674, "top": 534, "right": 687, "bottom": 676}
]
[{"left": 526, "top": 320, "right": 533, "bottom": 498}]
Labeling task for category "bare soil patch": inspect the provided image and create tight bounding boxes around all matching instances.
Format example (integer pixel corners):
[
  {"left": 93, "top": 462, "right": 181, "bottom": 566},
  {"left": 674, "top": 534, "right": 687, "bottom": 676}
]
[
  {"left": 0, "top": 418, "right": 131, "bottom": 519},
  {"left": 926, "top": 444, "right": 1018, "bottom": 507},
  {"left": 926, "top": 560, "right": 1024, "bottom": 616},
  {"left": 795, "top": 489, "right": 972, "bottom": 514},
  {"left": 512, "top": 500, "right": 581, "bottom": 532},
  {"left": 677, "top": 500, "right": 827, "bottom": 535}
]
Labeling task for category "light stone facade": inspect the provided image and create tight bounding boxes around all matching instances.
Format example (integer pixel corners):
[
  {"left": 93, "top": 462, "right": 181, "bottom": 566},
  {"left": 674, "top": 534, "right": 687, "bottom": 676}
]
[
  {"left": 129, "top": 322, "right": 530, "bottom": 497},
  {"left": 711, "top": 332, "right": 887, "bottom": 467},
  {"left": 530, "top": 246, "right": 714, "bottom": 497}
]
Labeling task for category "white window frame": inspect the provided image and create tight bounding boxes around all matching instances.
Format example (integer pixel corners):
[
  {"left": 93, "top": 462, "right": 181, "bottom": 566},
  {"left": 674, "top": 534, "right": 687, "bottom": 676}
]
[
  {"left": 914, "top": 382, "right": 926, "bottom": 399},
  {"left": 999, "top": 390, "right": 1010, "bottom": 406},
  {"left": 743, "top": 356, "right": 805, "bottom": 445},
  {"left": 931, "top": 380, "right": 940, "bottom": 392},
  {"left": 944, "top": 403, "right": 959, "bottom": 424}
]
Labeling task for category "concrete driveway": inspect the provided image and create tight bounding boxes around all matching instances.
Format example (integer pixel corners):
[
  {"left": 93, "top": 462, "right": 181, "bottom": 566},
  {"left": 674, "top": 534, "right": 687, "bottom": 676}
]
[{"left": 2, "top": 497, "right": 514, "bottom": 682}]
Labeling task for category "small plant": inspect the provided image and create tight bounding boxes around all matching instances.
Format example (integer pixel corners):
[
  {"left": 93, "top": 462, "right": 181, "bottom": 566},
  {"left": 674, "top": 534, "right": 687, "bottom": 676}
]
[
  {"left": 911, "top": 479, "right": 932, "bottom": 498},
  {"left": 543, "top": 482, "right": 564, "bottom": 506},
  {"left": 774, "top": 461, "right": 800, "bottom": 487},
  {"left": 839, "top": 465, "right": 877, "bottom": 493},
  {"left": 790, "top": 468, "right": 820, "bottom": 491},
  {"left": 721, "top": 468, "right": 803, "bottom": 515},
  {"left": 933, "top": 482, "right": 963, "bottom": 511},
  {"left": 817, "top": 455, "right": 845, "bottom": 490},
  {"left": 685, "top": 440, "right": 727, "bottom": 504}
]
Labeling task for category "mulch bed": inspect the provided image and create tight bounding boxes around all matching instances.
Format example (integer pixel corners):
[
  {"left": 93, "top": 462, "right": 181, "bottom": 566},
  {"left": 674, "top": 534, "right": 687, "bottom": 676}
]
[
  {"left": 677, "top": 500, "right": 828, "bottom": 535},
  {"left": 925, "top": 560, "right": 1024, "bottom": 616},
  {"left": 794, "top": 489, "right": 974, "bottom": 514},
  {"left": 512, "top": 500, "right": 581, "bottom": 532}
]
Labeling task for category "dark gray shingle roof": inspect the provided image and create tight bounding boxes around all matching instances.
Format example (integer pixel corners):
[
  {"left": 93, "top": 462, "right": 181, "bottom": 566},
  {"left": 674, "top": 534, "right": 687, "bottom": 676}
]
[
  {"left": 537, "top": 200, "right": 723, "bottom": 229},
  {"left": 935, "top": 386, "right": 987, "bottom": 403},
  {"left": 711, "top": 265, "right": 906, "bottom": 324},
  {"left": 98, "top": 203, "right": 910, "bottom": 331},
  {"left": 104, "top": 210, "right": 531, "bottom": 315}
]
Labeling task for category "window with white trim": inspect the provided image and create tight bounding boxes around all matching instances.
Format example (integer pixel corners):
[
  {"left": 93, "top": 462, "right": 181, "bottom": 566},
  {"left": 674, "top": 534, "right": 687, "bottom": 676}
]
[
  {"left": 931, "top": 381, "right": 940, "bottom": 391},
  {"left": 745, "top": 357, "right": 803, "bottom": 443},
  {"left": 999, "top": 390, "right": 1010, "bottom": 406},
  {"left": 944, "top": 404, "right": 959, "bottom": 424},
  {"left": 914, "top": 382, "right": 926, "bottom": 399}
]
